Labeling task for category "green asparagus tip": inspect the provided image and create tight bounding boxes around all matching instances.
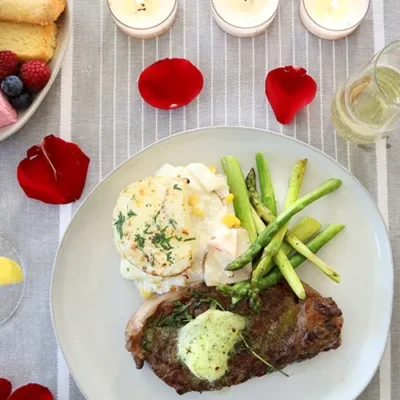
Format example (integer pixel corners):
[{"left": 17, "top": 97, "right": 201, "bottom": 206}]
[
  {"left": 217, "top": 285, "right": 234, "bottom": 296},
  {"left": 329, "top": 178, "right": 342, "bottom": 189}
]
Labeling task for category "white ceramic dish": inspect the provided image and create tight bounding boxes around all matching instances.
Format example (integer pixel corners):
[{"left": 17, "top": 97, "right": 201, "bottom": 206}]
[
  {"left": 0, "top": 3, "right": 71, "bottom": 142},
  {"left": 51, "top": 127, "right": 393, "bottom": 400}
]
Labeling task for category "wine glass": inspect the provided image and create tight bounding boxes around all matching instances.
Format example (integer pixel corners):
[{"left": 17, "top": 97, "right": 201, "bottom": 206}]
[
  {"left": 331, "top": 40, "right": 400, "bottom": 143},
  {"left": 0, "top": 236, "right": 25, "bottom": 326}
]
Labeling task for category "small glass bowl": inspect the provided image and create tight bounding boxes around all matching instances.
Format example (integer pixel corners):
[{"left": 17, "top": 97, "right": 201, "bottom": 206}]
[{"left": 0, "top": 237, "right": 25, "bottom": 327}]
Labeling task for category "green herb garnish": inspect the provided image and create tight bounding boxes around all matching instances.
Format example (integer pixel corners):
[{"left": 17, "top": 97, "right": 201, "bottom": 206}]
[
  {"left": 151, "top": 231, "right": 173, "bottom": 251},
  {"left": 184, "top": 237, "right": 196, "bottom": 242},
  {"left": 173, "top": 184, "right": 182, "bottom": 191},
  {"left": 153, "top": 210, "right": 161, "bottom": 223},
  {"left": 135, "top": 234, "right": 145, "bottom": 250},
  {"left": 166, "top": 251, "right": 173, "bottom": 263},
  {"left": 127, "top": 209, "right": 137, "bottom": 218},
  {"left": 169, "top": 218, "right": 178, "bottom": 229},
  {"left": 155, "top": 301, "right": 193, "bottom": 328},
  {"left": 143, "top": 223, "right": 153, "bottom": 235},
  {"left": 113, "top": 211, "right": 125, "bottom": 239}
]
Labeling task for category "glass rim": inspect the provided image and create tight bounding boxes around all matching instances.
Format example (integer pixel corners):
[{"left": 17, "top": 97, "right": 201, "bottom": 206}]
[
  {"left": 301, "top": 0, "right": 371, "bottom": 33},
  {"left": 211, "top": 0, "right": 279, "bottom": 31},
  {"left": 372, "top": 40, "right": 400, "bottom": 107},
  {"left": 107, "top": 0, "right": 177, "bottom": 31},
  {"left": 0, "top": 236, "right": 25, "bottom": 326}
]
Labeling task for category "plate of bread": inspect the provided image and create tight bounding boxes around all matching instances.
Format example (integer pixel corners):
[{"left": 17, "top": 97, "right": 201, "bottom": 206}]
[{"left": 0, "top": 0, "right": 70, "bottom": 142}]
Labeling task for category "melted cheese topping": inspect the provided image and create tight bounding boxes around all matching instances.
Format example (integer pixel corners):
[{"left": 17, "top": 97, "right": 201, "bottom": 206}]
[
  {"left": 113, "top": 176, "right": 195, "bottom": 277},
  {"left": 177, "top": 310, "right": 246, "bottom": 382}
]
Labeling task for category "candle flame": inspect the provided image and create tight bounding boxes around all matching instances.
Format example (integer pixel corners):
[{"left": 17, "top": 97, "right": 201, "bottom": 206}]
[{"left": 330, "top": 0, "right": 339, "bottom": 11}]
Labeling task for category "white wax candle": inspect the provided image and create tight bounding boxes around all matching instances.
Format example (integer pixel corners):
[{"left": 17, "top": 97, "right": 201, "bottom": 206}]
[
  {"left": 212, "top": 0, "right": 280, "bottom": 38},
  {"left": 300, "top": 0, "right": 370, "bottom": 40},
  {"left": 108, "top": 0, "right": 177, "bottom": 39}
]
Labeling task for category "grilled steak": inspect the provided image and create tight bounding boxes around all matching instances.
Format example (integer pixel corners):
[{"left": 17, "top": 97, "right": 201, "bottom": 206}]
[{"left": 125, "top": 282, "right": 343, "bottom": 394}]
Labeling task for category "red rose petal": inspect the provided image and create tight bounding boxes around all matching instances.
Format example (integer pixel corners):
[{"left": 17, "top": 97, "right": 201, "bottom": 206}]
[
  {"left": 265, "top": 66, "right": 317, "bottom": 125},
  {"left": 8, "top": 383, "right": 53, "bottom": 400},
  {"left": 138, "top": 58, "right": 204, "bottom": 110},
  {"left": 17, "top": 135, "right": 90, "bottom": 205},
  {"left": 0, "top": 378, "right": 12, "bottom": 400}
]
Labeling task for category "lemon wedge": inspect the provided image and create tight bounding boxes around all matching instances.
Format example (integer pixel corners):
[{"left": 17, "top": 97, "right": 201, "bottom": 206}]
[{"left": 0, "top": 257, "right": 24, "bottom": 286}]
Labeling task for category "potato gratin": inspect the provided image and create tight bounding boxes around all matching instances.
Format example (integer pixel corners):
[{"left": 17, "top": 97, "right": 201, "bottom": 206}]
[{"left": 112, "top": 163, "right": 251, "bottom": 297}]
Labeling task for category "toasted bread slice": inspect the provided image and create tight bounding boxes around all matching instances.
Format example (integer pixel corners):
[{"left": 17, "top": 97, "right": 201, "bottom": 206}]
[
  {"left": 0, "top": 21, "right": 57, "bottom": 62},
  {"left": 0, "top": 0, "right": 66, "bottom": 25}
]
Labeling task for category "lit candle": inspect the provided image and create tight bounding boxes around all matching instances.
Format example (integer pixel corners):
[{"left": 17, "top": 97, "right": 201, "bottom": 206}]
[
  {"left": 108, "top": 0, "right": 177, "bottom": 39},
  {"left": 212, "top": 0, "right": 280, "bottom": 38},
  {"left": 300, "top": 0, "right": 370, "bottom": 40}
]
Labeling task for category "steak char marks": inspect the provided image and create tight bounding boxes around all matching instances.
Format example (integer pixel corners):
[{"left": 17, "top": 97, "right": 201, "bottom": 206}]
[{"left": 125, "top": 282, "right": 343, "bottom": 394}]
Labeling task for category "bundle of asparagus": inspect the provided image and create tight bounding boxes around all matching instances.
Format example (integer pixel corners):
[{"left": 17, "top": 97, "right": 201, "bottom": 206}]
[{"left": 218, "top": 153, "right": 345, "bottom": 312}]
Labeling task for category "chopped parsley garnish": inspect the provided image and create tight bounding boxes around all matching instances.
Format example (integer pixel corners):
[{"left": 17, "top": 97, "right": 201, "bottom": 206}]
[
  {"left": 169, "top": 218, "right": 178, "bottom": 229},
  {"left": 166, "top": 251, "right": 173, "bottom": 263},
  {"left": 135, "top": 234, "right": 145, "bottom": 250},
  {"left": 151, "top": 231, "right": 173, "bottom": 251},
  {"left": 153, "top": 210, "right": 161, "bottom": 223},
  {"left": 127, "top": 209, "right": 137, "bottom": 218},
  {"left": 155, "top": 301, "right": 193, "bottom": 328},
  {"left": 173, "top": 184, "right": 182, "bottom": 191},
  {"left": 184, "top": 237, "right": 196, "bottom": 242},
  {"left": 154, "top": 294, "right": 224, "bottom": 328},
  {"left": 143, "top": 223, "right": 153, "bottom": 235},
  {"left": 175, "top": 235, "right": 183, "bottom": 242},
  {"left": 113, "top": 211, "right": 125, "bottom": 239}
]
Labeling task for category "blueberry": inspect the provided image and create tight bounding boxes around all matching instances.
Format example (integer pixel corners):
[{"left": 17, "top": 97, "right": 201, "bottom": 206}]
[
  {"left": 1, "top": 75, "right": 23, "bottom": 97},
  {"left": 10, "top": 92, "right": 32, "bottom": 110}
]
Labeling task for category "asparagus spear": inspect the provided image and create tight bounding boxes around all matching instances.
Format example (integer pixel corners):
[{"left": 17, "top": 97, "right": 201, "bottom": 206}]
[
  {"left": 226, "top": 216, "right": 321, "bottom": 300},
  {"left": 249, "top": 179, "right": 341, "bottom": 283},
  {"left": 252, "top": 213, "right": 322, "bottom": 255},
  {"left": 219, "top": 224, "right": 345, "bottom": 297},
  {"left": 258, "top": 224, "right": 345, "bottom": 290},
  {"left": 251, "top": 160, "right": 307, "bottom": 283},
  {"left": 225, "top": 178, "right": 342, "bottom": 271},
  {"left": 273, "top": 251, "right": 305, "bottom": 299},
  {"left": 252, "top": 207, "right": 267, "bottom": 236},
  {"left": 254, "top": 160, "right": 308, "bottom": 297},
  {"left": 256, "top": 153, "right": 277, "bottom": 216},
  {"left": 222, "top": 156, "right": 257, "bottom": 242},
  {"left": 280, "top": 217, "right": 322, "bottom": 255}
]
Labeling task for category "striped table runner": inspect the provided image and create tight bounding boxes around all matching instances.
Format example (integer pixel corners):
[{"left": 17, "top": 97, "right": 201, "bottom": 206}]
[{"left": 0, "top": 0, "right": 398, "bottom": 399}]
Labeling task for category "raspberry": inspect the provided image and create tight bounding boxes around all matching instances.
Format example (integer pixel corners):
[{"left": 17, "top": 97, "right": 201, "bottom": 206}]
[
  {"left": 0, "top": 51, "right": 19, "bottom": 81},
  {"left": 20, "top": 60, "right": 51, "bottom": 92}
]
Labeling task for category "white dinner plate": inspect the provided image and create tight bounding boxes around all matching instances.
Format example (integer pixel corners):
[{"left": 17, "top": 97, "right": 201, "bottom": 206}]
[
  {"left": 51, "top": 127, "right": 393, "bottom": 400},
  {"left": 0, "top": 2, "right": 71, "bottom": 142}
]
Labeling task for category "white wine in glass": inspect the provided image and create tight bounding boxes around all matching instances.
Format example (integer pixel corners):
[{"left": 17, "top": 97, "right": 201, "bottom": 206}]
[
  {"left": 331, "top": 41, "right": 400, "bottom": 143},
  {"left": 0, "top": 237, "right": 24, "bottom": 326}
]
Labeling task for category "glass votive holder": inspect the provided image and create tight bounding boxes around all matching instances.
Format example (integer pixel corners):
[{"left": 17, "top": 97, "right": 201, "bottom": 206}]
[
  {"left": 212, "top": 0, "right": 280, "bottom": 38},
  {"left": 108, "top": 0, "right": 178, "bottom": 39},
  {"left": 300, "top": 0, "right": 370, "bottom": 40},
  {"left": 0, "top": 237, "right": 24, "bottom": 326}
]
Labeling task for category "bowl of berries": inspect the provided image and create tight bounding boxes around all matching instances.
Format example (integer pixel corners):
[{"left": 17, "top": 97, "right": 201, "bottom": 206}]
[{"left": 0, "top": 0, "right": 71, "bottom": 142}]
